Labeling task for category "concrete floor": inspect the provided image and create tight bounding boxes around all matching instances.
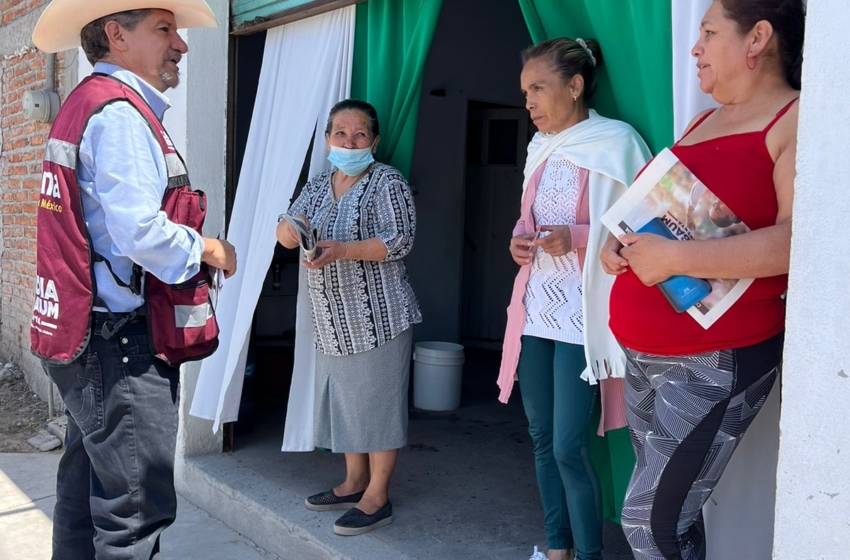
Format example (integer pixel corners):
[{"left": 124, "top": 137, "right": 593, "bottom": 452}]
[
  {"left": 0, "top": 453, "right": 278, "bottom": 560},
  {"left": 183, "top": 348, "right": 635, "bottom": 560}
]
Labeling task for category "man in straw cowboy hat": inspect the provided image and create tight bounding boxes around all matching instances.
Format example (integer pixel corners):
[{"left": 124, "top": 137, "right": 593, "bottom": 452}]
[{"left": 31, "top": 2, "right": 236, "bottom": 557}]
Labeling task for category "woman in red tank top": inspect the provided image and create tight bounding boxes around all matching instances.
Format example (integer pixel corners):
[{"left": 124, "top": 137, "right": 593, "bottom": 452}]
[{"left": 600, "top": 2, "right": 805, "bottom": 559}]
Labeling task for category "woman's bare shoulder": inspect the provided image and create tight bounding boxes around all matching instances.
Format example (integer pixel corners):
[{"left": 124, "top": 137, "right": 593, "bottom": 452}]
[
  {"left": 682, "top": 109, "right": 715, "bottom": 137},
  {"left": 766, "top": 96, "right": 800, "bottom": 159},
  {"left": 770, "top": 97, "right": 799, "bottom": 137}
]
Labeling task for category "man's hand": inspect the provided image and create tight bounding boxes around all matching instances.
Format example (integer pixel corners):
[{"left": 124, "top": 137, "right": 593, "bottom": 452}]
[
  {"left": 202, "top": 238, "right": 238, "bottom": 278},
  {"left": 533, "top": 225, "right": 572, "bottom": 257},
  {"left": 509, "top": 233, "right": 536, "bottom": 266}
]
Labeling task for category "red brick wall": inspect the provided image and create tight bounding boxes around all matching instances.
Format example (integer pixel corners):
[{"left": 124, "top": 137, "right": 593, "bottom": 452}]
[
  {"left": 2, "top": 0, "right": 42, "bottom": 24},
  {"left": 1, "top": 0, "right": 73, "bottom": 376}
]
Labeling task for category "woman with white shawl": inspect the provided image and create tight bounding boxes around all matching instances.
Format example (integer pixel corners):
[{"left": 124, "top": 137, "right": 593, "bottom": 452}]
[{"left": 497, "top": 38, "right": 651, "bottom": 560}]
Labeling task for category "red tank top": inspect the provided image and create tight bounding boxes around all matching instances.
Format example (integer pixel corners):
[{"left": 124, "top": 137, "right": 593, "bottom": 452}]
[{"left": 609, "top": 99, "right": 797, "bottom": 355}]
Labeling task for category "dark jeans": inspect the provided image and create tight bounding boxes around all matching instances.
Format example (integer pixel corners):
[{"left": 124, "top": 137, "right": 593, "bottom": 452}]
[
  {"left": 43, "top": 316, "right": 180, "bottom": 560},
  {"left": 518, "top": 336, "right": 603, "bottom": 560}
]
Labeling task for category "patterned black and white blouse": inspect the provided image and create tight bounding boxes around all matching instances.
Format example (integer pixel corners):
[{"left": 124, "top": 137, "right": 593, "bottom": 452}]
[{"left": 286, "top": 163, "right": 422, "bottom": 356}]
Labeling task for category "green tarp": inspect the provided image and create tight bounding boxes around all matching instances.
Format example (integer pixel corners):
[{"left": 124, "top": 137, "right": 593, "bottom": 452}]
[
  {"left": 351, "top": 0, "right": 445, "bottom": 177},
  {"left": 518, "top": 0, "right": 674, "bottom": 154}
]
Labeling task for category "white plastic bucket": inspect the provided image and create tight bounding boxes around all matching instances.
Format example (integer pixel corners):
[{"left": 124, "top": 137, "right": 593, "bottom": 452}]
[{"left": 412, "top": 341, "right": 465, "bottom": 411}]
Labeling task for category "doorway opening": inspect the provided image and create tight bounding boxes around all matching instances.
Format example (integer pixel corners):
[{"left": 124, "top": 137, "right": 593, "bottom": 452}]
[
  {"left": 224, "top": 29, "right": 311, "bottom": 446},
  {"left": 458, "top": 99, "right": 534, "bottom": 403},
  {"left": 461, "top": 100, "right": 529, "bottom": 351},
  {"left": 223, "top": 0, "right": 537, "bottom": 441}
]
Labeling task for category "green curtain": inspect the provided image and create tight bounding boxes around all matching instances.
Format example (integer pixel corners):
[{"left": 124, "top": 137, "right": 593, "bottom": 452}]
[
  {"left": 588, "top": 406, "right": 635, "bottom": 525},
  {"left": 517, "top": 0, "right": 677, "bottom": 523},
  {"left": 517, "top": 0, "right": 674, "bottom": 154},
  {"left": 351, "top": 0, "right": 445, "bottom": 177}
]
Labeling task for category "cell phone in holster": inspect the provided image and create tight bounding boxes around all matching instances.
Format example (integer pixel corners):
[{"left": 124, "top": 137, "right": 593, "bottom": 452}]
[{"left": 637, "top": 217, "right": 712, "bottom": 313}]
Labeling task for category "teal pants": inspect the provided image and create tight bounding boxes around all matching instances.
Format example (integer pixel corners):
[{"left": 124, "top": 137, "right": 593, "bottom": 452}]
[{"left": 518, "top": 336, "right": 603, "bottom": 560}]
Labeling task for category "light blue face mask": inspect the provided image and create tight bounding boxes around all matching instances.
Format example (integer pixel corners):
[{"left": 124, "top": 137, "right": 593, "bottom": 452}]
[{"left": 327, "top": 142, "right": 375, "bottom": 176}]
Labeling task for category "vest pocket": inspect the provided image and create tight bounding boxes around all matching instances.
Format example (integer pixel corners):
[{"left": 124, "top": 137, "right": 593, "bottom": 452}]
[
  {"left": 146, "top": 269, "right": 219, "bottom": 366},
  {"left": 162, "top": 188, "right": 206, "bottom": 231}
]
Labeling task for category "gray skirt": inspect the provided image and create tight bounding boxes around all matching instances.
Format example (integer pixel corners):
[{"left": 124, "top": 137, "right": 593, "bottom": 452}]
[{"left": 314, "top": 328, "right": 412, "bottom": 453}]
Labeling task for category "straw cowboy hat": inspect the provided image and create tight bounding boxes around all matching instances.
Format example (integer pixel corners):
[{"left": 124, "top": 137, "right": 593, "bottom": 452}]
[{"left": 32, "top": 0, "right": 217, "bottom": 53}]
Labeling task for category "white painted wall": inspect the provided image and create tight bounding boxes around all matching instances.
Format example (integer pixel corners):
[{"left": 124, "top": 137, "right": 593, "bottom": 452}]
[
  {"left": 176, "top": 0, "right": 232, "bottom": 463},
  {"left": 774, "top": 1, "right": 850, "bottom": 558},
  {"left": 704, "top": 389, "right": 780, "bottom": 559}
]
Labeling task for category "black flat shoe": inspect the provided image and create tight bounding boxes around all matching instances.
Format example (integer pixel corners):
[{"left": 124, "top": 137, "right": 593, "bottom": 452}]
[
  {"left": 333, "top": 502, "right": 394, "bottom": 536},
  {"left": 304, "top": 489, "right": 365, "bottom": 512}
]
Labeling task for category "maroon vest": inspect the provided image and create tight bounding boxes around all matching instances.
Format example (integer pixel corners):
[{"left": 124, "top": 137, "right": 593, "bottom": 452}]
[{"left": 31, "top": 74, "right": 219, "bottom": 366}]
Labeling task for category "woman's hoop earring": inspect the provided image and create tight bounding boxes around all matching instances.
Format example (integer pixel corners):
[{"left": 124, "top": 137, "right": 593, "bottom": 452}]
[{"left": 746, "top": 53, "right": 757, "bottom": 71}]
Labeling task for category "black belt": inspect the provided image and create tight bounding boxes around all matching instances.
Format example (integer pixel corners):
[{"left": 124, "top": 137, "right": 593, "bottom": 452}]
[
  {"left": 92, "top": 311, "right": 146, "bottom": 323},
  {"left": 92, "top": 310, "right": 147, "bottom": 339}
]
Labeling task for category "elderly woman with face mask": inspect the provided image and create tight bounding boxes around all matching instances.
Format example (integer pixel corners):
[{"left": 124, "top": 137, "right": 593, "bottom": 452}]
[
  {"left": 602, "top": 1, "right": 804, "bottom": 558},
  {"left": 497, "top": 38, "right": 651, "bottom": 560},
  {"left": 276, "top": 99, "right": 421, "bottom": 537}
]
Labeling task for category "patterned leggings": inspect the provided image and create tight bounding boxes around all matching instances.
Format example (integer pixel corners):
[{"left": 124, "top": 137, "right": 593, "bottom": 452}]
[{"left": 620, "top": 333, "right": 783, "bottom": 560}]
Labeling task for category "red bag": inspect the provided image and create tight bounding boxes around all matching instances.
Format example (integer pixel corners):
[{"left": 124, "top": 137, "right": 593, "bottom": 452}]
[{"left": 146, "top": 186, "right": 220, "bottom": 366}]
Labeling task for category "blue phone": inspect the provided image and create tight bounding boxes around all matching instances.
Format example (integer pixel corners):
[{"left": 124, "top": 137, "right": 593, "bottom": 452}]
[{"left": 637, "top": 218, "right": 712, "bottom": 313}]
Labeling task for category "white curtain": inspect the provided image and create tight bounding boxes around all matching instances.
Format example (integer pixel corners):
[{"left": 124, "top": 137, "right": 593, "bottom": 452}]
[
  {"left": 190, "top": 7, "right": 356, "bottom": 440},
  {"left": 672, "top": 3, "right": 780, "bottom": 559},
  {"left": 672, "top": 0, "right": 716, "bottom": 139}
]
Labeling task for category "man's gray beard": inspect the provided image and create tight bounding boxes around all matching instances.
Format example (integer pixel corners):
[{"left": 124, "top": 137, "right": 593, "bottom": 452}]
[{"left": 160, "top": 71, "right": 180, "bottom": 89}]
